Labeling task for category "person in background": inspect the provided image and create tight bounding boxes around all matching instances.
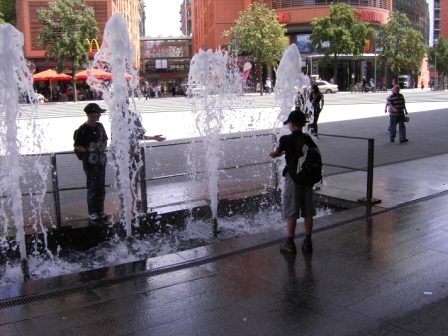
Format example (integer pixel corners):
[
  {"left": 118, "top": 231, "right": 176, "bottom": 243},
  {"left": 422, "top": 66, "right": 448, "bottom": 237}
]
[
  {"left": 308, "top": 84, "right": 324, "bottom": 138},
  {"left": 265, "top": 77, "right": 272, "bottom": 95},
  {"left": 330, "top": 77, "right": 334, "bottom": 84},
  {"left": 34, "top": 89, "right": 48, "bottom": 103},
  {"left": 385, "top": 85, "right": 409, "bottom": 143},
  {"left": 361, "top": 76, "right": 368, "bottom": 93}
]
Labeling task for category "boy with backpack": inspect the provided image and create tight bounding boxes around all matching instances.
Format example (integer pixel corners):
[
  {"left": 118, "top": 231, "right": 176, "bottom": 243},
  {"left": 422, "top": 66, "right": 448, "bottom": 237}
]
[{"left": 270, "top": 108, "right": 321, "bottom": 254}]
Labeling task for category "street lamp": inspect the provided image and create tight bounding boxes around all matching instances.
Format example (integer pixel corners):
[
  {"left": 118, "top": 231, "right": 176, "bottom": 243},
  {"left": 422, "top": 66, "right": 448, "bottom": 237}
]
[
  {"left": 374, "top": 33, "right": 380, "bottom": 91},
  {"left": 434, "top": 39, "right": 438, "bottom": 90}
]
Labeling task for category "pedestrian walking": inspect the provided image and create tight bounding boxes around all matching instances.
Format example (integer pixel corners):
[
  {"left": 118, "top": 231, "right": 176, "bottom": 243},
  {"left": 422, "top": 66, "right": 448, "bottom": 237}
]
[
  {"left": 421, "top": 79, "right": 424, "bottom": 89},
  {"left": 269, "top": 109, "right": 318, "bottom": 254},
  {"left": 361, "top": 76, "right": 368, "bottom": 93},
  {"left": 385, "top": 85, "right": 409, "bottom": 143},
  {"left": 308, "top": 84, "right": 324, "bottom": 138},
  {"left": 265, "top": 77, "right": 272, "bottom": 95},
  {"left": 73, "top": 103, "right": 108, "bottom": 222}
]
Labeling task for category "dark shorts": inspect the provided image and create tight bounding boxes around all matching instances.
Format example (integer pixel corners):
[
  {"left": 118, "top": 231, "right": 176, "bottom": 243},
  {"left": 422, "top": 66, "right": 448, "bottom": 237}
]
[{"left": 282, "top": 174, "right": 316, "bottom": 220}]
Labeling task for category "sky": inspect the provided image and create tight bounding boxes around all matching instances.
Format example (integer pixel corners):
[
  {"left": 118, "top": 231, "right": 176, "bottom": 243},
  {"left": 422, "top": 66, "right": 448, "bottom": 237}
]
[{"left": 144, "top": 0, "right": 184, "bottom": 37}]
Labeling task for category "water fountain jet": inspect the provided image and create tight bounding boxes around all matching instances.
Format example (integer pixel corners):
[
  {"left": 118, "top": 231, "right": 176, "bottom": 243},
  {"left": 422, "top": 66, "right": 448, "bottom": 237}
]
[
  {"left": 188, "top": 48, "right": 243, "bottom": 236},
  {"left": 0, "top": 24, "right": 46, "bottom": 281}
]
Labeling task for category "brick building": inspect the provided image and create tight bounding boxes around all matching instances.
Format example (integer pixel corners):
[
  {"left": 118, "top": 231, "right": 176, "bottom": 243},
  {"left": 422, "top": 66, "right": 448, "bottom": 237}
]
[{"left": 15, "top": 0, "right": 144, "bottom": 72}]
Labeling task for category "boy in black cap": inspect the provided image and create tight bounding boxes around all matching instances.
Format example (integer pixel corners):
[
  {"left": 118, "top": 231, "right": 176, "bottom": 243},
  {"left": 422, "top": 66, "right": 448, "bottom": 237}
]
[
  {"left": 270, "top": 108, "right": 318, "bottom": 253},
  {"left": 73, "top": 103, "right": 109, "bottom": 222}
]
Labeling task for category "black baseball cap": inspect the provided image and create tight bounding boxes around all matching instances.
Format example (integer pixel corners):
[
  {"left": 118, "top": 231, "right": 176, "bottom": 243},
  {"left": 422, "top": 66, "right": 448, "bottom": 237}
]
[
  {"left": 84, "top": 103, "right": 106, "bottom": 114},
  {"left": 283, "top": 109, "right": 308, "bottom": 125}
]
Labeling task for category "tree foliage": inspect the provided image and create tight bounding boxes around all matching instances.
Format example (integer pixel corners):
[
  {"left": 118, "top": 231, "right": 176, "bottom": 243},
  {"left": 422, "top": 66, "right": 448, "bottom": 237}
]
[
  {"left": 310, "top": 3, "right": 374, "bottom": 82},
  {"left": 0, "top": 0, "right": 16, "bottom": 25},
  {"left": 427, "top": 36, "right": 448, "bottom": 76},
  {"left": 377, "top": 11, "right": 426, "bottom": 75},
  {"left": 35, "top": 0, "right": 99, "bottom": 101},
  {"left": 222, "top": 2, "right": 287, "bottom": 95}
]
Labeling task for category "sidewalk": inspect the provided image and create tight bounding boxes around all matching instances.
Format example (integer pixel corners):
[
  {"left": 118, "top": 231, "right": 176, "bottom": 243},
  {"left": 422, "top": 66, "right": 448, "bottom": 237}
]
[{"left": 1, "top": 109, "right": 448, "bottom": 335}]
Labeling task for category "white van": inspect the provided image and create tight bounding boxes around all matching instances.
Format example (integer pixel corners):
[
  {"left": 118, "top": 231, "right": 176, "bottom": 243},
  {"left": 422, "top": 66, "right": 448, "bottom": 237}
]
[{"left": 398, "top": 75, "right": 411, "bottom": 89}]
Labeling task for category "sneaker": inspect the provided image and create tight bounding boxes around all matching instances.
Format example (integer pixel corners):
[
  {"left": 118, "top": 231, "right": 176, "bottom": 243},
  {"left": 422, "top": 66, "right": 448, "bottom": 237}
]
[
  {"left": 400, "top": 139, "right": 409, "bottom": 143},
  {"left": 99, "top": 212, "right": 107, "bottom": 220},
  {"left": 280, "top": 242, "right": 297, "bottom": 254},
  {"left": 89, "top": 213, "right": 99, "bottom": 221},
  {"left": 301, "top": 240, "right": 313, "bottom": 253}
]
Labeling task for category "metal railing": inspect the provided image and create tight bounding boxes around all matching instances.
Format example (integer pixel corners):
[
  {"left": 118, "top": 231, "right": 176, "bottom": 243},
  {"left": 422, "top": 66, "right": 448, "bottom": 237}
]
[
  {"left": 40, "top": 132, "right": 278, "bottom": 227},
  {"left": 2, "top": 131, "right": 380, "bottom": 230},
  {"left": 318, "top": 133, "right": 381, "bottom": 205},
  {"left": 269, "top": 0, "right": 392, "bottom": 10}
]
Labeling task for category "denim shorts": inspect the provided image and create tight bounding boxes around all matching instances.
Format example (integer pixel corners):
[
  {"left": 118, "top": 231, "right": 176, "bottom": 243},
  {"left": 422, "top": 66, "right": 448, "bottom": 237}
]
[{"left": 282, "top": 174, "right": 316, "bottom": 220}]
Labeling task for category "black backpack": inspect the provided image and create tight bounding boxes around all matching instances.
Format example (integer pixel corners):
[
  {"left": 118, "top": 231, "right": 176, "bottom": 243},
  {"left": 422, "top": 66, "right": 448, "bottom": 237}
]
[
  {"left": 288, "top": 133, "right": 322, "bottom": 186},
  {"left": 73, "top": 128, "right": 84, "bottom": 160}
]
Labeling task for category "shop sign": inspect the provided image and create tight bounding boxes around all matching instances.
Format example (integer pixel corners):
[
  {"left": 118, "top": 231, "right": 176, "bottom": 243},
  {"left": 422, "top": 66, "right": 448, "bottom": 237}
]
[
  {"left": 277, "top": 13, "right": 290, "bottom": 23},
  {"left": 86, "top": 38, "right": 100, "bottom": 53},
  {"left": 356, "top": 10, "right": 385, "bottom": 23},
  {"left": 152, "top": 44, "right": 182, "bottom": 51}
]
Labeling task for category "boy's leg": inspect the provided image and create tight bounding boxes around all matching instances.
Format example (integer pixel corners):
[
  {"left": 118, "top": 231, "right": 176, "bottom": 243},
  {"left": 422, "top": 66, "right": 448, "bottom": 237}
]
[
  {"left": 281, "top": 218, "right": 297, "bottom": 253},
  {"left": 302, "top": 217, "right": 314, "bottom": 252},
  {"left": 301, "top": 186, "right": 316, "bottom": 252},
  {"left": 304, "top": 217, "right": 313, "bottom": 236},
  {"left": 287, "top": 219, "right": 297, "bottom": 240},
  {"left": 280, "top": 176, "right": 299, "bottom": 254}
]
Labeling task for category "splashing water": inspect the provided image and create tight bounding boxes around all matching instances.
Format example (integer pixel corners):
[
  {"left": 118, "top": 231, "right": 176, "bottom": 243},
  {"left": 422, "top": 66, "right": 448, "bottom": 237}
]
[
  {"left": 188, "top": 49, "right": 243, "bottom": 224},
  {"left": 274, "top": 44, "right": 312, "bottom": 129},
  {"left": 0, "top": 34, "right": 336, "bottom": 286},
  {"left": 88, "top": 12, "right": 142, "bottom": 236},
  {"left": 0, "top": 24, "right": 48, "bottom": 275}
]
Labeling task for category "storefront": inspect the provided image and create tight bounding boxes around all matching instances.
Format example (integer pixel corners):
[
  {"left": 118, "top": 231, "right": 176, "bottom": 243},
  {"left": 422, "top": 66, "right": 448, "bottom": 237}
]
[{"left": 140, "top": 36, "right": 192, "bottom": 95}]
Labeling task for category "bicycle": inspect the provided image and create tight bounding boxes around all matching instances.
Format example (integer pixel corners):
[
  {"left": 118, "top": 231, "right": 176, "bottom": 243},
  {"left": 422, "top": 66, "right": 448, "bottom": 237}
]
[{"left": 350, "top": 83, "right": 360, "bottom": 93}]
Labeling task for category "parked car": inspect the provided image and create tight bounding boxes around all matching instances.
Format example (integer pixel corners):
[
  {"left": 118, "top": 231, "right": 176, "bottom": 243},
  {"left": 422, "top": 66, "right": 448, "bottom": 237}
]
[
  {"left": 315, "top": 80, "right": 338, "bottom": 94},
  {"left": 398, "top": 75, "right": 411, "bottom": 89},
  {"left": 185, "top": 85, "right": 203, "bottom": 97}
]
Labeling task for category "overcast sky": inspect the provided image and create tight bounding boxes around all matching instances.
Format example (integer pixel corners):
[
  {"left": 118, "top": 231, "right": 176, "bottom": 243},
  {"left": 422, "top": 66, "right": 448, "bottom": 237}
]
[{"left": 144, "top": 0, "right": 183, "bottom": 37}]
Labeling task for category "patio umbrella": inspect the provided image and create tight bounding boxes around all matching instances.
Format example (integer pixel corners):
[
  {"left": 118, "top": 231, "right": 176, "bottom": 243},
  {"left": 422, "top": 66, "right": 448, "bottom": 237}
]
[
  {"left": 74, "top": 69, "right": 113, "bottom": 80},
  {"left": 33, "top": 69, "right": 72, "bottom": 100}
]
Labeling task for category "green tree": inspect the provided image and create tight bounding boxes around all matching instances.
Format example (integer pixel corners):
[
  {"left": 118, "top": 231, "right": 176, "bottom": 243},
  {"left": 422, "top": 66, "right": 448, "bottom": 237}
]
[
  {"left": 310, "top": 3, "right": 374, "bottom": 84},
  {"left": 377, "top": 11, "right": 426, "bottom": 76},
  {"left": 427, "top": 36, "right": 448, "bottom": 89},
  {"left": 0, "top": 0, "right": 16, "bottom": 25},
  {"left": 222, "top": 2, "right": 287, "bottom": 95},
  {"left": 35, "top": 0, "right": 99, "bottom": 101}
]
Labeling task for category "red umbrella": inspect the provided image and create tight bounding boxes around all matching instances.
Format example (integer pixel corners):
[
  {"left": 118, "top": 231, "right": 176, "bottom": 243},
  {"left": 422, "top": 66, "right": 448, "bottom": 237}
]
[
  {"left": 33, "top": 69, "right": 72, "bottom": 100},
  {"left": 74, "top": 69, "right": 113, "bottom": 80},
  {"left": 33, "top": 69, "right": 72, "bottom": 81}
]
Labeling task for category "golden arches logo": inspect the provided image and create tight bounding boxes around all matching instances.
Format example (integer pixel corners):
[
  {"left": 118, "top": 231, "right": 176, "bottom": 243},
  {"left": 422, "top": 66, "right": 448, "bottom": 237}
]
[{"left": 85, "top": 38, "right": 100, "bottom": 52}]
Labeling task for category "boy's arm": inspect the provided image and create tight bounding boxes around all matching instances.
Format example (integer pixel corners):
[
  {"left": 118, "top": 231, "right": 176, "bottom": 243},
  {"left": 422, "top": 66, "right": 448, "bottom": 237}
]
[{"left": 270, "top": 146, "right": 283, "bottom": 158}]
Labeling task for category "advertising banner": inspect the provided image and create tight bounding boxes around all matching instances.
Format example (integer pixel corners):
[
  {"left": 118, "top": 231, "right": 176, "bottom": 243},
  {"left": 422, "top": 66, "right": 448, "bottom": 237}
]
[{"left": 296, "top": 34, "right": 313, "bottom": 53}]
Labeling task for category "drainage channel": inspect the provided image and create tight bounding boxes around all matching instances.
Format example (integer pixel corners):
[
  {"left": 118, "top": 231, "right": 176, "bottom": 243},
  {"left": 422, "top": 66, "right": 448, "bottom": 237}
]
[{"left": 1, "top": 189, "right": 447, "bottom": 309}]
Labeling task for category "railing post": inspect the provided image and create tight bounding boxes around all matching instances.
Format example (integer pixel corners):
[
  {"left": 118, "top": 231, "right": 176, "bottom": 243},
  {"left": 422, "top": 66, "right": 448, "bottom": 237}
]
[
  {"left": 50, "top": 154, "right": 62, "bottom": 227},
  {"left": 139, "top": 146, "right": 148, "bottom": 213},
  {"left": 357, "top": 138, "right": 381, "bottom": 205},
  {"left": 271, "top": 133, "right": 279, "bottom": 189}
]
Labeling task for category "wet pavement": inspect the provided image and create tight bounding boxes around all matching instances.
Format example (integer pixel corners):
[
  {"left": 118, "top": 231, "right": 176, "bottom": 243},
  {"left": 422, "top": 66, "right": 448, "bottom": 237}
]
[{"left": 1, "top": 103, "right": 448, "bottom": 335}]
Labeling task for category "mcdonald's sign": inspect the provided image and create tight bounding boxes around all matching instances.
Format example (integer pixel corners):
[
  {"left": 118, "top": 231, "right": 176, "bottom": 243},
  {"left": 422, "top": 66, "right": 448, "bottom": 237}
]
[{"left": 85, "top": 38, "right": 100, "bottom": 52}]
